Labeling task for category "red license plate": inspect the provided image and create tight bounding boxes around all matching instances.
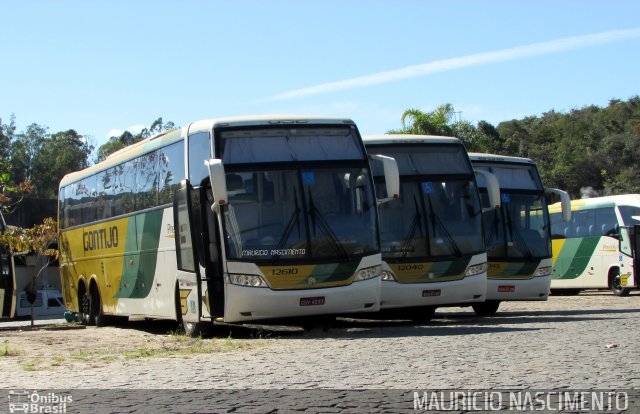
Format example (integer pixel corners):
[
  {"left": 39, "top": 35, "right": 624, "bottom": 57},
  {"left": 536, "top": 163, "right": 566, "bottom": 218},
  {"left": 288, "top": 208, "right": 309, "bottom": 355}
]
[
  {"left": 498, "top": 285, "right": 515, "bottom": 293},
  {"left": 422, "top": 289, "right": 441, "bottom": 297},
  {"left": 300, "top": 296, "right": 325, "bottom": 306}
]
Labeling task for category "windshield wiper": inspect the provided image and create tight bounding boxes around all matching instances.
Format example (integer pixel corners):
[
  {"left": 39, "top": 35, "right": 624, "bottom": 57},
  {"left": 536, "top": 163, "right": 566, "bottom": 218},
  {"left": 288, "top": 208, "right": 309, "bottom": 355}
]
[
  {"left": 400, "top": 196, "right": 426, "bottom": 259},
  {"left": 272, "top": 188, "right": 302, "bottom": 262},
  {"left": 307, "top": 189, "right": 349, "bottom": 261},
  {"left": 426, "top": 195, "right": 462, "bottom": 257}
]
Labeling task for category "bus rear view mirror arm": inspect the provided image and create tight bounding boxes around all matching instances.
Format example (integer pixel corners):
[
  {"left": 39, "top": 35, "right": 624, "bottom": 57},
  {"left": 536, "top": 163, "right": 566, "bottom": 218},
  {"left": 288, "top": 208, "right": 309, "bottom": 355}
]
[
  {"left": 474, "top": 169, "right": 501, "bottom": 211},
  {"left": 369, "top": 154, "right": 400, "bottom": 205},
  {"left": 205, "top": 159, "right": 228, "bottom": 211},
  {"left": 545, "top": 188, "right": 571, "bottom": 222}
]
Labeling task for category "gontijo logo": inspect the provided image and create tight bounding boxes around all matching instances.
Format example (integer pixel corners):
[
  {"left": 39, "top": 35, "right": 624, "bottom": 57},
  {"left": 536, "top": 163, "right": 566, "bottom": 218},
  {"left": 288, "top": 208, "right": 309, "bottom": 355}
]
[
  {"left": 83, "top": 226, "right": 119, "bottom": 252},
  {"left": 8, "top": 390, "right": 72, "bottom": 413}
]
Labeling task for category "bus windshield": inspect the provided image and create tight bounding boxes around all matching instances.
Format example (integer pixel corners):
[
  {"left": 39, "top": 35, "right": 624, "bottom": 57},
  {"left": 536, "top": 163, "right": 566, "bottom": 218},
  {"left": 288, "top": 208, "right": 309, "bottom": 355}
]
[
  {"left": 378, "top": 178, "right": 484, "bottom": 259},
  {"left": 222, "top": 167, "right": 377, "bottom": 262},
  {"left": 482, "top": 192, "right": 551, "bottom": 259}
]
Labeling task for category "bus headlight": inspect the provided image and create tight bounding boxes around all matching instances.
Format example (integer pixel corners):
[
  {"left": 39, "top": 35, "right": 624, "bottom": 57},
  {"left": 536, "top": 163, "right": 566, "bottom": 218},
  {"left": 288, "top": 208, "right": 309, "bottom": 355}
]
[
  {"left": 226, "top": 274, "right": 268, "bottom": 288},
  {"left": 381, "top": 270, "right": 397, "bottom": 281},
  {"left": 465, "top": 262, "right": 487, "bottom": 277},
  {"left": 354, "top": 265, "right": 382, "bottom": 282},
  {"left": 533, "top": 266, "right": 552, "bottom": 277}
]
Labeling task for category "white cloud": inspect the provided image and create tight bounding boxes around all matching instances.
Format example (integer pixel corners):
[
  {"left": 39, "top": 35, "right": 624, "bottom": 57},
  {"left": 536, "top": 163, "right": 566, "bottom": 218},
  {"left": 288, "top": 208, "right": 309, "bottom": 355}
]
[
  {"left": 264, "top": 28, "right": 640, "bottom": 102},
  {"left": 127, "top": 124, "right": 146, "bottom": 135},
  {"left": 105, "top": 129, "right": 123, "bottom": 138},
  {"left": 104, "top": 124, "right": 147, "bottom": 139}
]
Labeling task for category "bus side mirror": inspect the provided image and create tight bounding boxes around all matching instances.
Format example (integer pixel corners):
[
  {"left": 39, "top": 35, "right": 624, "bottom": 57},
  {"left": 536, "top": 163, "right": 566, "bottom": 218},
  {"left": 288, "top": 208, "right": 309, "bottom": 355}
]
[
  {"left": 474, "top": 169, "right": 501, "bottom": 211},
  {"left": 205, "top": 159, "right": 228, "bottom": 210},
  {"left": 546, "top": 188, "right": 571, "bottom": 222},
  {"left": 369, "top": 154, "right": 400, "bottom": 204}
]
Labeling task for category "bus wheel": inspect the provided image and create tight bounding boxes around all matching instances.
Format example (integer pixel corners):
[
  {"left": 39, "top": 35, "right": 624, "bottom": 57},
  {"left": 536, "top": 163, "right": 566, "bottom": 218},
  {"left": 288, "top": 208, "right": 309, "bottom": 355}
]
[
  {"left": 78, "top": 285, "right": 93, "bottom": 326},
  {"left": 410, "top": 306, "right": 436, "bottom": 323},
  {"left": 175, "top": 286, "right": 208, "bottom": 337},
  {"left": 609, "top": 269, "right": 630, "bottom": 297},
  {"left": 472, "top": 301, "right": 501, "bottom": 317},
  {"left": 182, "top": 321, "right": 209, "bottom": 337},
  {"left": 90, "top": 285, "right": 109, "bottom": 327}
]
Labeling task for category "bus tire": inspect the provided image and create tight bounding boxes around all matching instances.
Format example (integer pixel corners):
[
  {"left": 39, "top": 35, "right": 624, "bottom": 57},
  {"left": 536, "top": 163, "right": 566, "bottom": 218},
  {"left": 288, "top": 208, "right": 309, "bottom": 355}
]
[
  {"left": 183, "top": 321, "right": 208, "bottom": 337},
  {"left": 175, "top": 286, "right": 208, "bottom": 337},
  {"left": 609, "top": 269, "right": 630, "bottom": 297},
  {"left": 78, "top": 283, "right": 93, "bottom": 326},
  {"left": 90, "top": 283, "right": 109, "bottom": 327},
  {"left": 472, "top": 300, "right": 501, "bottom": 317}
]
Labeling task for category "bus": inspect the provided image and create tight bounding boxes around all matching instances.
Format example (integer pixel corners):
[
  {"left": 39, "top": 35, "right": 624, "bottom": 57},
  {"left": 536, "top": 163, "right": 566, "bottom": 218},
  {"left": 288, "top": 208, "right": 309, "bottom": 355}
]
[
  {"left": 58, "top": 115, "right": 400, "bottom": 335},
  {"left": 364, "top": 135, "right": 501, "bottom": 320},
  {"left": 469, "top": 153, "right": 570, "bottom": 316},
  {"left": 549, "top": 194, "right": 640, "bottom": 296}
]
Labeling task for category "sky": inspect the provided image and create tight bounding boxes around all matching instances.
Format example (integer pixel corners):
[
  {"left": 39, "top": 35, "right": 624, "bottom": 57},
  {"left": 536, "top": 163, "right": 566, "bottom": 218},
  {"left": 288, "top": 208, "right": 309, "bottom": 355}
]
[{"left": 2, "top": 0, "right": 639, "bottom": 154}]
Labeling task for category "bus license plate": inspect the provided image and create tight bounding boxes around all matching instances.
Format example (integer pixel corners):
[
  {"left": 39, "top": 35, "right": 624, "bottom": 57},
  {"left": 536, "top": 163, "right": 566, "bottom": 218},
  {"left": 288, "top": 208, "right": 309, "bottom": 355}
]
[
  {"left": 422, "top": 289, "right": 441, "bottom": 297},
  {"left": 300, "top": 296, "right": 325, "bottom": 306},
  {"left": 498, "top": 285, "right": 515, "bottom": 293}
]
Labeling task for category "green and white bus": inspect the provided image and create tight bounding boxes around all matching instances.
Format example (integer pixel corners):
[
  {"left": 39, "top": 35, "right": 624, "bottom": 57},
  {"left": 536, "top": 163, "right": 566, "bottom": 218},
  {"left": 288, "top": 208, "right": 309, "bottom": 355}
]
[
  {"left": 364, "top": 135, "right": 501, "bottom": 320},
  {"left": 469, "top": 153, "right": 570, "bottom": 316},
  {"left": 58, "top": 115, "right": 399, "bottom": 334},
  {"left": 549, "top": 194, "right": 640, "bottom": 296}
]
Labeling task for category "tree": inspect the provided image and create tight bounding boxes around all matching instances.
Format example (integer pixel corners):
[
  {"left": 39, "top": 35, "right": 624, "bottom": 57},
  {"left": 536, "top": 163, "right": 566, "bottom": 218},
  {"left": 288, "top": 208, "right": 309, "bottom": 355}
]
[
  {"left": 0, "top": 115, "right": 17, "bottom": 161},
  {"left": 0, "top": 119, "right": 33, "bottom": 221},
  {"left": 388, "top": 104, "right": 456, "bottom": 136},
  {"left": 10, "top": 123, "right": 48, "bottom": 188},
  {"left": 388, "top": 104, "right": 502, "bottom": 152},
  {"left": 31, "top": 129, "right": 93, "bottom": 199},
  {"left": 95, "top": 117, "right": 177, "bottom": 162}
]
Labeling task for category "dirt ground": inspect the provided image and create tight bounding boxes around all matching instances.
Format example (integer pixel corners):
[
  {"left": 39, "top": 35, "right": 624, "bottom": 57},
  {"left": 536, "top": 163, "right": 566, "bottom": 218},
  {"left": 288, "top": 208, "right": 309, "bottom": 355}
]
[
  {"left": 0, "top": 318, "right": 275, "bottom": 371},
  {"left": 0, "top": 290, "right": 636, "bottom": 373}
]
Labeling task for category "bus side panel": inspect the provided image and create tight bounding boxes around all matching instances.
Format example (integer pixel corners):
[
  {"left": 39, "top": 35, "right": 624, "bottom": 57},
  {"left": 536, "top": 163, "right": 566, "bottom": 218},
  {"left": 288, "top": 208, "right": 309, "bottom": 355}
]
[
  {"left": 145, "top": 208, "right": 178, "bottom": 318},
  {"left": 114, "top": 208, "right": 177, "bottom": 318},
  {"left": 61, "top": 217, "right": 131, "bottom": 314},
  {"left": 552, "top": 236, "right": 613, "bottom": 288}
]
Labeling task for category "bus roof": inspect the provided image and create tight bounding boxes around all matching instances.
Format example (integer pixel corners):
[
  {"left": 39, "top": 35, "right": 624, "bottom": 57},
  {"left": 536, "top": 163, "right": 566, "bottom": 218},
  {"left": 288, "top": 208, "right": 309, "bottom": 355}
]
[
  {"left": 548, "top": 194, "right": 640, "bottom": 212},
  {"left": 59, "top": 115, "right": 358, "bottom": 188},
  {"left": 187, "top": 114, "right": 356, "bottom": 135},
  {"left": 468, "top": 152, "right": 536, "bottom": 166},
  {"left": 60, "top": 128, "right": 183, "bottom": 188},
  {"left": 362, "top": 134, "right": 461, "bottom": 146}
]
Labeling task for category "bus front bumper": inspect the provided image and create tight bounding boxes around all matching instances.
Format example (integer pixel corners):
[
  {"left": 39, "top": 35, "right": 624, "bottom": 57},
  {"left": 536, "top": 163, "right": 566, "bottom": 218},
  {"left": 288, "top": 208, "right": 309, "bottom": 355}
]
[
  {"left": 223, "top": 277, "right": 381, "bottom": 323},
  {"left": 485, "top": 275, "right": 551, "bottom": 301},
  {"left": 380, "top": 274, "right": 487, "bottom": 309}
]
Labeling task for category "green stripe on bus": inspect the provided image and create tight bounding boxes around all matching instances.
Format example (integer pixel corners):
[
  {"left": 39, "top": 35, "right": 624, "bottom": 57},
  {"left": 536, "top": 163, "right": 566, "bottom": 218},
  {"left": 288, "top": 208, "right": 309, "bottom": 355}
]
[
  {"left": 552, "top": 236, "right": 600, "bottom": 280},
  {"left": 116, "top": 209, "right": 164, "bottom": 299}
]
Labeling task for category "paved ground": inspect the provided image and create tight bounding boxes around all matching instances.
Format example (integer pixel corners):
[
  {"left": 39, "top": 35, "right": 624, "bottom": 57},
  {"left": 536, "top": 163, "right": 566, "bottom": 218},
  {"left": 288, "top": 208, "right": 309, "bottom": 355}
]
[{"left": 1, "top": 291, "right": 638, "bottom": 413}]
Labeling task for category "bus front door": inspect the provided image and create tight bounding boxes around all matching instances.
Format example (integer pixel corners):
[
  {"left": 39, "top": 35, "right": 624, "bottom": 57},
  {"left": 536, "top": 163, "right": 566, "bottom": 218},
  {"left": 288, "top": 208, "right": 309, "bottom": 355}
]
[{"left": 173, "top": 180, "right": 205, "bottom": 334}]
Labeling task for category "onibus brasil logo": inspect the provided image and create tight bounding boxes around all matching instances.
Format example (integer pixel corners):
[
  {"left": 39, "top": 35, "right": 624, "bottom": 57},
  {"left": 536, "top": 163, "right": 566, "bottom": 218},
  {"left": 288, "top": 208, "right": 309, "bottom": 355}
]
[{"left": 7, "top": 390, "right": 72, "bottom": 413}]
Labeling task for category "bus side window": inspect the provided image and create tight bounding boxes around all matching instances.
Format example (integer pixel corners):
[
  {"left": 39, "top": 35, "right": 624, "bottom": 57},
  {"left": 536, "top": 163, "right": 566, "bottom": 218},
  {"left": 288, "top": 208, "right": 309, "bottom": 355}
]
[
  {"left": 595, "top": 206, "right": 618, "bottom": 237},
  {"left": 550, "top": 212, "right": 566, "bottom": 238}
]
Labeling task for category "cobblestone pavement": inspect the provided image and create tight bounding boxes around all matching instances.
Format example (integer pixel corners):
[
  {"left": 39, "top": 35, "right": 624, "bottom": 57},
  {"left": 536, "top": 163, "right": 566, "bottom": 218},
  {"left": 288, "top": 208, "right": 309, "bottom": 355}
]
[{"left": 1, "top": 292, "right": 639, "bottom": 413}]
